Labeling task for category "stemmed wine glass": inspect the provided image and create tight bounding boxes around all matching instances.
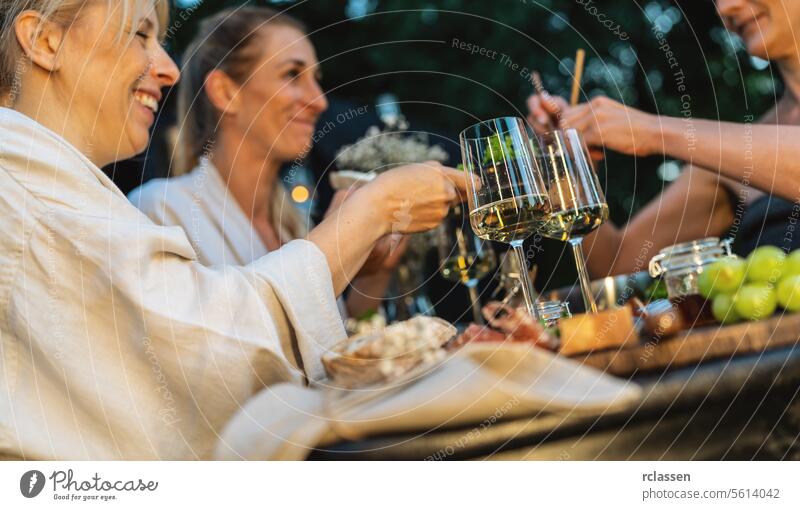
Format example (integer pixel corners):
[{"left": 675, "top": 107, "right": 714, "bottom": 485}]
[
  {"left": 460, "top": 117, "right": 550, "bottom": 321},
  {"left": 536, "top": 128, "right": 608, "bottom": 314},
  {"left": 436, "top": 204, "right": 497, "bottom": 324}
]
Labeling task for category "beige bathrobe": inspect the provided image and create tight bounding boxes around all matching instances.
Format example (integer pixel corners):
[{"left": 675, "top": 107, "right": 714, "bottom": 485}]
[
  {"left": 0, "top": 108, "right": 345, "bottom": 460},
  {"left": 129, "top": 158, "right": 350, "bottom": 318},
  {"left": 129, "top": 158, "right": 288, "bottom": 268}
]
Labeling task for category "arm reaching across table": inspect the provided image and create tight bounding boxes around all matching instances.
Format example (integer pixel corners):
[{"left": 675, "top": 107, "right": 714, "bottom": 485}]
[{"left": 559, "top": 96, "right": 800, "bottom": 203}]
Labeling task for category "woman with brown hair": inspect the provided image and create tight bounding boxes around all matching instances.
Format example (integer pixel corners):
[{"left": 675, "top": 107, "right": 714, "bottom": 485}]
[
  {"left": 129, "top": 6, "right": 397, "bottom": 318},
  {"left": 0, "top": 0, "right": 465, "bottom": 460}
]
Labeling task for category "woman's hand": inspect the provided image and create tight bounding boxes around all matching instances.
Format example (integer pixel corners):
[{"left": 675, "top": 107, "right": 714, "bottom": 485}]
[
  {"left": 325, "top": 191, "right": 410, "bottom": 275},
  {"left": 526, "top": 92, "right": 604, "bottom": 159},
  {"left": 346, "top": 233, "right": 409, "bottom": 317},
  {"left": 560, "top": 96, "right": 659, "bottom": 157},
  {"left": 365, "top": 161, "right": 469, "bottom": 236},
  {"left": 311, "top": 161, "right": 468, "bottom": 295},
  {"left": 526, "top": 92, "right": 569, "bottom": 135},
  {"left": 358, "top": 234, "right": 409, "bottom": 276}
]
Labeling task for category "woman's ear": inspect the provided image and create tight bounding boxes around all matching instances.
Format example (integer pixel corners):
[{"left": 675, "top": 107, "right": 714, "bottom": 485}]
[
  {"left": 14, "top": 10, "right": 66, "bottom": 72},
  {"left": 205, "top": 70, "right": 241, "bottom": 116}
]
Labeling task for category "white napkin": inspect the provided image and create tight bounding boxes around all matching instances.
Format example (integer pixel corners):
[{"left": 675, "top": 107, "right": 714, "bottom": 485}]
[{"left": 214, "top": 343, "right": 642, "bottom": 460}]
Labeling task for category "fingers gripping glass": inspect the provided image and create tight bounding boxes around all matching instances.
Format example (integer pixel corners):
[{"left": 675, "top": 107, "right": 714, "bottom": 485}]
[{"left": 460, "top": 117, "right": 550, "bottom": 321}]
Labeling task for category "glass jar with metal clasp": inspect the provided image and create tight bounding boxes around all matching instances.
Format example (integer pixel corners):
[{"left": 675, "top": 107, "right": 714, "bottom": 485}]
[
  {"left": 536, "top": 300, "right": 572, "bottom": 329},
  {"left": 648, "top": 237, "right": 734, "bottom": 326}
]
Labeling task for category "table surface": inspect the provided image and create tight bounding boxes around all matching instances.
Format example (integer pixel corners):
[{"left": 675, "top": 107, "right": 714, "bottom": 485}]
[{"left": 309, "top": 343, "right": 800, "bottom": 460}]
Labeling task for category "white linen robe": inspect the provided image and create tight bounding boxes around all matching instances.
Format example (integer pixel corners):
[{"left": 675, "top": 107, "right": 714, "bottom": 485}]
[
  {"left": 128, "top": 158, "right": 283, "bottom": 267},
  {"left": 128, "top": 158, "right": 350, "bottom": 318},
  {"left": 0, "top": 108, "right": 346, "bottom": 460}
]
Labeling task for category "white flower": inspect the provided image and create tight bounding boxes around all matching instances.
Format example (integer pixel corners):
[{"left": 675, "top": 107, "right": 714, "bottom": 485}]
[{"left": 335, "top": 116, "right": 449, "bottom": 173}]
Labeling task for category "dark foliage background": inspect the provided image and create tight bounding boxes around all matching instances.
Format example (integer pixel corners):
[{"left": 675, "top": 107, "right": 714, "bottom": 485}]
[{"left": 124, "top": 0, "right": 781, "bottom": 292}]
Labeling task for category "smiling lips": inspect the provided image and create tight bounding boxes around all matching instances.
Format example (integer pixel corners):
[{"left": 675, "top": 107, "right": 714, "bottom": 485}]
[
  {"left": 292, "top": 117, "right": 318, "bottom": 132},
  {"left": 737, "top": 14, "right": 767, "bottom": 38},
  {"left": 133, "top": 90, "right": 159, "bottom": 113}
]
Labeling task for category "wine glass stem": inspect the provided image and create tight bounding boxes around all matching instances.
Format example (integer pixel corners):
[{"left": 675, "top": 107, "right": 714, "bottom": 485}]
[
  {"left": 569, "top": 237, "right": 598, "bottom": 314},
  {"left": 511, "top": 242, "right": 539, "bottom": 321},
  {"left": 465, "top": 282, "right": 484, "bottom": 325}
]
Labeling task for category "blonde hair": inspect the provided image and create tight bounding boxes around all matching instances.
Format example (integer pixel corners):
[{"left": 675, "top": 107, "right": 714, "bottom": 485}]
[
  {"left": 0, "top": 0, "right": 169, "bottom": 98},
  {"left": 177, "top": 6, "right": 310, "bottom": 241}
]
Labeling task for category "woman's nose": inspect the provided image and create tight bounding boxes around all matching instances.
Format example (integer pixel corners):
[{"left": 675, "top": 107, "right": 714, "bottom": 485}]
[
  {"left": 305, "top": 78, "right": 328, "bottom": 114},
  {"left": 152, "top": 45, "right": 180, "bottom": 88}
]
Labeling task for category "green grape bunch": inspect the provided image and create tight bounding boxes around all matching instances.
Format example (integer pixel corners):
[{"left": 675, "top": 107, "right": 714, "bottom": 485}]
[{"left": 698, "top": 246, "right": 800, "bottom": 324}]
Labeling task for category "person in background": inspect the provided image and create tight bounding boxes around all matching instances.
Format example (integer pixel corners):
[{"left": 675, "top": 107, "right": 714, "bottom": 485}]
[
  {"left": 0, "top": 0, "right": 465, "bottom": 460},
  {"left": 528, "top": 0, "right": 800, "bottom": 277},
  {"left": 129, "top": 7, "right": 400, "bottom": 319}
]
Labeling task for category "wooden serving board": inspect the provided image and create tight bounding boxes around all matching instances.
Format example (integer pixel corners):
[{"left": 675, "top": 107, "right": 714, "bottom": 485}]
[{"left": 572, "top": 312, "right": 800, "bottom": 376}]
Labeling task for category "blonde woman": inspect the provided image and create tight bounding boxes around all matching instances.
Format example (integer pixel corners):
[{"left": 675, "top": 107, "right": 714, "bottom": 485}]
[
  {"left": 129, "top": 7, "right": 397, "bottom": 318},
  {"left": 0, "top": 0, "right": 465, "bottom": 460}
]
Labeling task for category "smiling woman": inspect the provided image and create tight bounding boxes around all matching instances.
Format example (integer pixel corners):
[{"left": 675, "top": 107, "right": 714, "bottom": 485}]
[
  {"left": 0, "top": 0, "right": 176, "bottom": 165},
  {"left": 129, "top": 7, "right": 404, "bottom": 319},
  {"left": 167, "top": 7, "right": 319, "bottom": 246},
  {"left": 0, "top": 1, "right": 465, "bottom": 460}
]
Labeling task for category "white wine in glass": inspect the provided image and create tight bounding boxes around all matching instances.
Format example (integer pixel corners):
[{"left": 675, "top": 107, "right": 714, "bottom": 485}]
[
  {"left": 538, "top": 129, "right": 608, "bottom": 314},
  {"left": 460, "top": 117, "right": 550, "bottom": 321},
  {"left": 539, "top": 203, "right": 609, "bottom": 241},
  {"left": 469, "top": 194, "right": 550, "bottom": 243},
  {"left": 436, "top": 204, "right": 497, "bottom": 324},
  {"left": 440, "top": 252, "right": 495, "bottom": 284}
]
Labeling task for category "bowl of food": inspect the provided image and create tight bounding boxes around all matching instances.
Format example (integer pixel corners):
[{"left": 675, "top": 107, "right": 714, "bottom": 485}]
[{"left": 322, "top": 316, "right": 457, "bottom": 388}]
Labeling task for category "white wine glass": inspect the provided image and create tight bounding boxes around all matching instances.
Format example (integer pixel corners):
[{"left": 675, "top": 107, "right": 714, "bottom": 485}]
[
  {"left": 460, "top": 117, "right": 550, "bottom": 321},
  {"left": 435, "top": 204, "right": 497, "bottom": 324},
  {"left": 537, "top": 128, "right": 608, "bottom": 314}
]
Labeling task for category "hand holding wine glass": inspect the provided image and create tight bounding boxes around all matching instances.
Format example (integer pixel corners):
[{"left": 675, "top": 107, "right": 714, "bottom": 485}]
[
  {"left": 364, "top": 161, "right": 468, "bottom": 234},
  {"left": 460, "top": 117, "right": 550, "bottom": 321}
]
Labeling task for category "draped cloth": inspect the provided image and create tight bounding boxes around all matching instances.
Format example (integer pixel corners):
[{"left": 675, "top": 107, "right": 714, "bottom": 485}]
[
  {"left": 0, "top": 108, "right": 345, "bottom": 460},
  {"left": 129, "top": 159, "right": 274, "bottom": 268},
  {"left": 129, "top": 158, "right": 350, "bottom": 318},
  {"left": 215, "top": 343, "right": 643, "bottom": 460}
]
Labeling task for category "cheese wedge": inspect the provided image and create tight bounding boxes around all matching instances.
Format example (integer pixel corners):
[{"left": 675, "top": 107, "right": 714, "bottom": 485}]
[{"left": 558, "top": 307, "right": 639, "bottom": 356}]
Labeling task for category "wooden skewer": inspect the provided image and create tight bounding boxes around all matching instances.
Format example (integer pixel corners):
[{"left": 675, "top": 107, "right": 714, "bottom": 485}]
[
  {"left": 570, "top": 48, "right": 586, "bottom": 106},
  {"left": 530, "top": 70, "right": 546, "bottom": 96}
]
